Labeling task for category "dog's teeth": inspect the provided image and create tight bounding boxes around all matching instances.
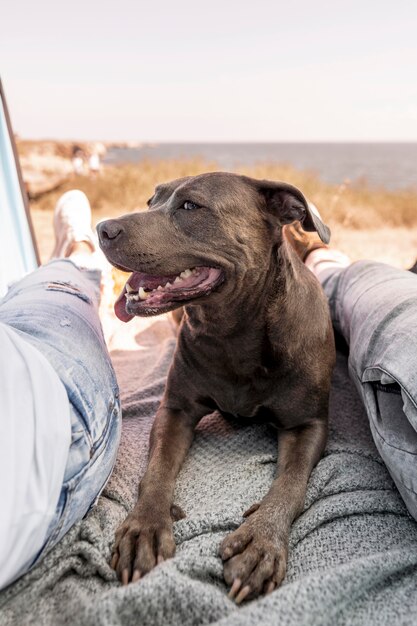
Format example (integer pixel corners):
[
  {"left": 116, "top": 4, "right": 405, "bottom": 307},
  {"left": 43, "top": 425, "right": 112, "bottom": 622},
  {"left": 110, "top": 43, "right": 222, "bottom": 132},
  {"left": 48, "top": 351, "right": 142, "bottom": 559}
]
[
  {"left": 180, "top": 269, "right": 192, "bottom": 279},
  {"left": 138, "top": 287, "right": 149, "bottom": 300},
  {"left": 126, "top": 291, "right": 140, "bottom": 302},
  {"left": 174, "top": 276, "right": 182, "bottom": 283},
  {"left": 165, "top": 282, "right": 172, "bottom": 288},
  {"left": 126, "top": 283, "right": 134, "bottom": 293},
  {"left": 157, "top": 285, "right": 163, "bottom": 291}
]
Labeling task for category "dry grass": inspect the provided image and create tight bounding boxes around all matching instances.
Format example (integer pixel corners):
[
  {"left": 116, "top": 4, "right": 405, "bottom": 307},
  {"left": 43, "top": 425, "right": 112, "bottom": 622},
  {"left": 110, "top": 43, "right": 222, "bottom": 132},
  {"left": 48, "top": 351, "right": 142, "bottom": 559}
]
[
  {"left": 32, "top": 159, "right": 417, "bottom": 228},
  {"left": 30, "top": 159, "right": 417, "bottom": 272},
  {"left": 239, "top": 162, "right": 417, "bottom": 230},
  {"left": 31, "top": 160, "right": 216, "bottom": 215}
]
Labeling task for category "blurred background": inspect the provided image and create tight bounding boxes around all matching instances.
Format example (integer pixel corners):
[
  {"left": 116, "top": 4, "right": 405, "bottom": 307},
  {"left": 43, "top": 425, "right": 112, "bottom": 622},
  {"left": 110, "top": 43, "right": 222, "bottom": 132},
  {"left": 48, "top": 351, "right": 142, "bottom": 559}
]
[{"left": 2, "top": 0, "right": 417, "bottom": 272}]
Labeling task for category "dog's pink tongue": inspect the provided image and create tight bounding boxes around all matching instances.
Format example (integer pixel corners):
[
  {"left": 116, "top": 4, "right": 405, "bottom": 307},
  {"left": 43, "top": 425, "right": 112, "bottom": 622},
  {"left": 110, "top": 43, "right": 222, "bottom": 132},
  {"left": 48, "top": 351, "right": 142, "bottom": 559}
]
[{"left": 114, "top": 284, "right": 134, "bottom": 322}]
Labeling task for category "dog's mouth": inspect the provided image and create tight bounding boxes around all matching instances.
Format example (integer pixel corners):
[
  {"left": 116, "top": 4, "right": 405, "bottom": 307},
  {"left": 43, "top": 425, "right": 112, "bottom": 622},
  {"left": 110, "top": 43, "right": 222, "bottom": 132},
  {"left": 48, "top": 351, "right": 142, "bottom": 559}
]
[{"left": 115, "top": 266, "right": 224, "bottom": 321}]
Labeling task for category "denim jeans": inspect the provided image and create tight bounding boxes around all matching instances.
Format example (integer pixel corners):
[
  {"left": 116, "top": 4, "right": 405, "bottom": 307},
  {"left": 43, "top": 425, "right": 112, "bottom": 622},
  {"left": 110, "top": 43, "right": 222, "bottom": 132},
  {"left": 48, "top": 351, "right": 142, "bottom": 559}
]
[
  {"left": 0, "top": 259, "right": 121, "bottom": 564},
  {"left": 318, "top": 259, "right": 417, "bottom": 519}
]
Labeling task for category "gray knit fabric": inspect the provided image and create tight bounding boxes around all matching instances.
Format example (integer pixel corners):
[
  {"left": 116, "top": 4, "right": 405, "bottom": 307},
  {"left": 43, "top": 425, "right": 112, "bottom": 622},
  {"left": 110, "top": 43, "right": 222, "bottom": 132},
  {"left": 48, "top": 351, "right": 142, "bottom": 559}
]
[{"left": 1, "top": 316, "right": 417, "bottom": 626}]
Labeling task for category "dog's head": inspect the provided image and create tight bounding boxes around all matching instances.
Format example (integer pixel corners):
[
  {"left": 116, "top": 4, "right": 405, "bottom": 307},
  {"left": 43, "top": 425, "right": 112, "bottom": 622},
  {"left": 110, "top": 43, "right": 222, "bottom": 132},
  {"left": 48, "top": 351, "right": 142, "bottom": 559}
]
[{"left": 97, "top": 172, "right": 330, "bottom": 321}]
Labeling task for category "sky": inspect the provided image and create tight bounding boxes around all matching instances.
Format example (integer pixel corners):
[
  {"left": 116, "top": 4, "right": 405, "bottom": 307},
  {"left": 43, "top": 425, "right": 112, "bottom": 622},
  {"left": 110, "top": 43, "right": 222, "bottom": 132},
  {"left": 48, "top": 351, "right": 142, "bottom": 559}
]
[{"left": 2, "top": 0, "right": 417, "bottom": 142}]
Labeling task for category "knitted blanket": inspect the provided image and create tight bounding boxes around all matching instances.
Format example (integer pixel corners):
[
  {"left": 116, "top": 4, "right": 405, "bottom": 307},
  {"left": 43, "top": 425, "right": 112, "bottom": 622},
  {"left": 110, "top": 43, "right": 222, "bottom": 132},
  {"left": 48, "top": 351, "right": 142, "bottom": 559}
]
[{"left": 1, "top": 315, "right": 417, "bottom": 626}]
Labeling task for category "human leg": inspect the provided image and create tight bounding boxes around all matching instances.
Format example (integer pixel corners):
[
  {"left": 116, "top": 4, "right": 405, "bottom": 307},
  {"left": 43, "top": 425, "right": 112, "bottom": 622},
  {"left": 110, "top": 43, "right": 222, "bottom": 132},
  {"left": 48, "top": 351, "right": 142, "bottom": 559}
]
[
  {"left": 303, "top": 245, "right": 417, "bottom": 520},
  {"left": 0, "top": 190, "right": 121, "bottom": 562}
]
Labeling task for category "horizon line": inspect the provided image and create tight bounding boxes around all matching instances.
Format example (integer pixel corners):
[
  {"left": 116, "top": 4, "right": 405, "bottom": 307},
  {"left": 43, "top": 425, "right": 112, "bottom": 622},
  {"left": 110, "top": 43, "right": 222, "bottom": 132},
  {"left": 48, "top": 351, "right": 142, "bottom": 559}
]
[{"left": 16, "top": 137, "right": 417, "bottom": 145}]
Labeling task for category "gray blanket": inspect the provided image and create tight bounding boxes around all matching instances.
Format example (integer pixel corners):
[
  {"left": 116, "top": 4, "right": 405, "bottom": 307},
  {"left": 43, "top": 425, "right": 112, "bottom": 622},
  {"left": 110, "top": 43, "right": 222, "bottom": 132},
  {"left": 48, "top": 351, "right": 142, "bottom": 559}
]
[{"left": 1, "top": 315, "right": 417, "bottom": 626}]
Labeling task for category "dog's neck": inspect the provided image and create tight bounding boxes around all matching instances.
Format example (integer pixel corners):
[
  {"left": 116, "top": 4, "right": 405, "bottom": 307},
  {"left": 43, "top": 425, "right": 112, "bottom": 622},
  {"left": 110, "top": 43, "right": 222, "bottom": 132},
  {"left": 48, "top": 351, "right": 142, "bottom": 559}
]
[{"left": 183, "top": 238, "right": 302, "bottom": 338}]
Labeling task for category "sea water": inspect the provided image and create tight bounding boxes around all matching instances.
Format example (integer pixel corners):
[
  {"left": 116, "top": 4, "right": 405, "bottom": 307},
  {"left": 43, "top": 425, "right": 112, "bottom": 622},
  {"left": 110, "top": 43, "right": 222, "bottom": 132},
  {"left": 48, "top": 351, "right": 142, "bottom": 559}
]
[{"left": 104, "top": 142, "right": 417, "bottom": 191}]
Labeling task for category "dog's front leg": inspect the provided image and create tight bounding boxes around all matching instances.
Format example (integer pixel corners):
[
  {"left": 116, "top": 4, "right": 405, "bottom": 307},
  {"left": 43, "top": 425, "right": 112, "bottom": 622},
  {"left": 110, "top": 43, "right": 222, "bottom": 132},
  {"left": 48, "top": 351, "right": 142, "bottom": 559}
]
[
  {"left": 111, "top": 404, "right": 201, "bottom": 584},
  {"left": 220, "top": 418, "right": 327, "bottom": 603}
]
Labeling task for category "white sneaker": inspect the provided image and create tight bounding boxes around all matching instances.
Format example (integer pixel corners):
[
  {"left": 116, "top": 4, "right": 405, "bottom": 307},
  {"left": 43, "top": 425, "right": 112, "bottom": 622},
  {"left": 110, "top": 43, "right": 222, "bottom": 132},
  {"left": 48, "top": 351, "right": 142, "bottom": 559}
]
[
  {"left": 50, "top": 189, "right": 97, "bottom": 259},
  {"left": 50, "top": 190, "right": 115, "bottom": 329}
]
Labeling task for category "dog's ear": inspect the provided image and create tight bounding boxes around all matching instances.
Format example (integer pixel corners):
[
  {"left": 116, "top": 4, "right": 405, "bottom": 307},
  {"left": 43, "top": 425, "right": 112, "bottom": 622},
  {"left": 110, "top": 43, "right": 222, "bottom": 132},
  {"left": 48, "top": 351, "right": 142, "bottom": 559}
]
[{"left": 257, "top": 180, "right": 331, "bottom": 244}]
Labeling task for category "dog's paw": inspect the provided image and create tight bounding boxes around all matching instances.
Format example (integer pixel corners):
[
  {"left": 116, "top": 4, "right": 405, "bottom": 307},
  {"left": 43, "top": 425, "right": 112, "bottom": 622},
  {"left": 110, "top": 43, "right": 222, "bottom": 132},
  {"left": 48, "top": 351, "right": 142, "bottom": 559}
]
[
  {"left": 219, "top": 512, "right": 288, "bottom": 603},
  {"left": 111, "top": 504, "right": 183, "bottom": 584}
]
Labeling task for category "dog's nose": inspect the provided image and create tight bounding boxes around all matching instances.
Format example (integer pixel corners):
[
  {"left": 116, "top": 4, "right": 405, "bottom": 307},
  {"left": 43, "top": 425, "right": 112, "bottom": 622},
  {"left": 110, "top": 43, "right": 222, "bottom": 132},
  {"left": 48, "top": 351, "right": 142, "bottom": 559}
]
[{"left": 97, "top": 219, "right": 124, "bottom": 242}]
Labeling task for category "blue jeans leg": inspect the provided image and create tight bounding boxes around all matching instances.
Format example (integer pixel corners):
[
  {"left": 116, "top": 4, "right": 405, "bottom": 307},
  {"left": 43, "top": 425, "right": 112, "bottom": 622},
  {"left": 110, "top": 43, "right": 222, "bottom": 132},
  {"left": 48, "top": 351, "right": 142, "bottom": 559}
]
[
  {"left": 0, "top": 259, "right": 121, "bottom": 560},
  {"left": 319, "top": 260, "right": 417, "bottom": 519}
]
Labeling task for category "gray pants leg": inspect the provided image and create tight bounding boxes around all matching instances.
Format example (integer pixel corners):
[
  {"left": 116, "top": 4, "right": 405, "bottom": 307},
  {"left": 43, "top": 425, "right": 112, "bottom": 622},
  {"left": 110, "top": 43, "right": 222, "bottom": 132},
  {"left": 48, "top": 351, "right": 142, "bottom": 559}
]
[{"left": 311, "top": 254, "right": 417, "bottom": 520}]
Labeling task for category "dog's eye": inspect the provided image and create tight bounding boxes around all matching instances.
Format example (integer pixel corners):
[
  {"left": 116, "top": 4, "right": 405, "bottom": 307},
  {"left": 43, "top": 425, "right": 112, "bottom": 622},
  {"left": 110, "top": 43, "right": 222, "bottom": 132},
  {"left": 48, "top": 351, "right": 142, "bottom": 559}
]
[{"left": 182, "top": 201, "right": 201, "bottom": 211}]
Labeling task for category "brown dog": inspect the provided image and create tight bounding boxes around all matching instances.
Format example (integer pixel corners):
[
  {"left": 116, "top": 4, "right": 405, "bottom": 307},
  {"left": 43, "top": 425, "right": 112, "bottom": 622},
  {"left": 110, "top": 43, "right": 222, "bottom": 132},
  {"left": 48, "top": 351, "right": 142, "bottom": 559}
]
[{"left": 97, "top": 172, "right": 335, "bottom": 603}]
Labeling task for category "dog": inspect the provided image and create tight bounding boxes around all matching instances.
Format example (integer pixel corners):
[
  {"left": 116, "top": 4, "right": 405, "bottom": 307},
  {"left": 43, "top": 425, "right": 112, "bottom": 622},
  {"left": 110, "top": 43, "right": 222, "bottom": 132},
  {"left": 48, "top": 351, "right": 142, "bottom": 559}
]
[{"left": 97, "top": 172, "right": 335, "bottom": 603}]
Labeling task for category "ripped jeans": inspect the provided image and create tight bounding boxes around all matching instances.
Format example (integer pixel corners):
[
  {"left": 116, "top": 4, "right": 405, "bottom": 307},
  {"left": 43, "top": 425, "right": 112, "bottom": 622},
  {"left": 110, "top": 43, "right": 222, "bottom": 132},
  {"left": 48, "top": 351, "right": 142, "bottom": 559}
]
[{"left": 0, "top": 259, "right": 121, "bottom": 562}]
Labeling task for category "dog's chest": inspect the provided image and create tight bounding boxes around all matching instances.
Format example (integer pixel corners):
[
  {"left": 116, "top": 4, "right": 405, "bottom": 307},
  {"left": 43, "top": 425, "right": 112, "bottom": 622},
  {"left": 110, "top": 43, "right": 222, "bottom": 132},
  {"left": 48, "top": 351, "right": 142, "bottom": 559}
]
[
  {"left": 182, "top": 324, "right": 283, "bottom": 419},
  {"left": 208, "top": 373, "right": 272, "bottom": 419}
]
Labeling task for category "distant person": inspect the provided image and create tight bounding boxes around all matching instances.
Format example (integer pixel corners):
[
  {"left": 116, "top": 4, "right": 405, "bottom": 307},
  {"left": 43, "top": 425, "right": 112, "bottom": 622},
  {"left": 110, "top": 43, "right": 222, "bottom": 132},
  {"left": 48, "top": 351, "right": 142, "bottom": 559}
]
[
  {"left": 88, "top": 152, "right": 100, "bottom": 177},
  {"left": 0, "top": 190, "right": 121, "bottom": 589},
  {"left": 71, "top": 146, "right": 85, "bottom": 175}
]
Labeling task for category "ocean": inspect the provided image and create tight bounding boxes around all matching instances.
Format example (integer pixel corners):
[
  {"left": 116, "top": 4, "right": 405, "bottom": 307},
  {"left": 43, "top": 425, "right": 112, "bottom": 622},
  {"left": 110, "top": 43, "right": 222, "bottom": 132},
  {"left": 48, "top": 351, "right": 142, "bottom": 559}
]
[{"left": 103, "top": 142, "right": 417, "bottom": 191}]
